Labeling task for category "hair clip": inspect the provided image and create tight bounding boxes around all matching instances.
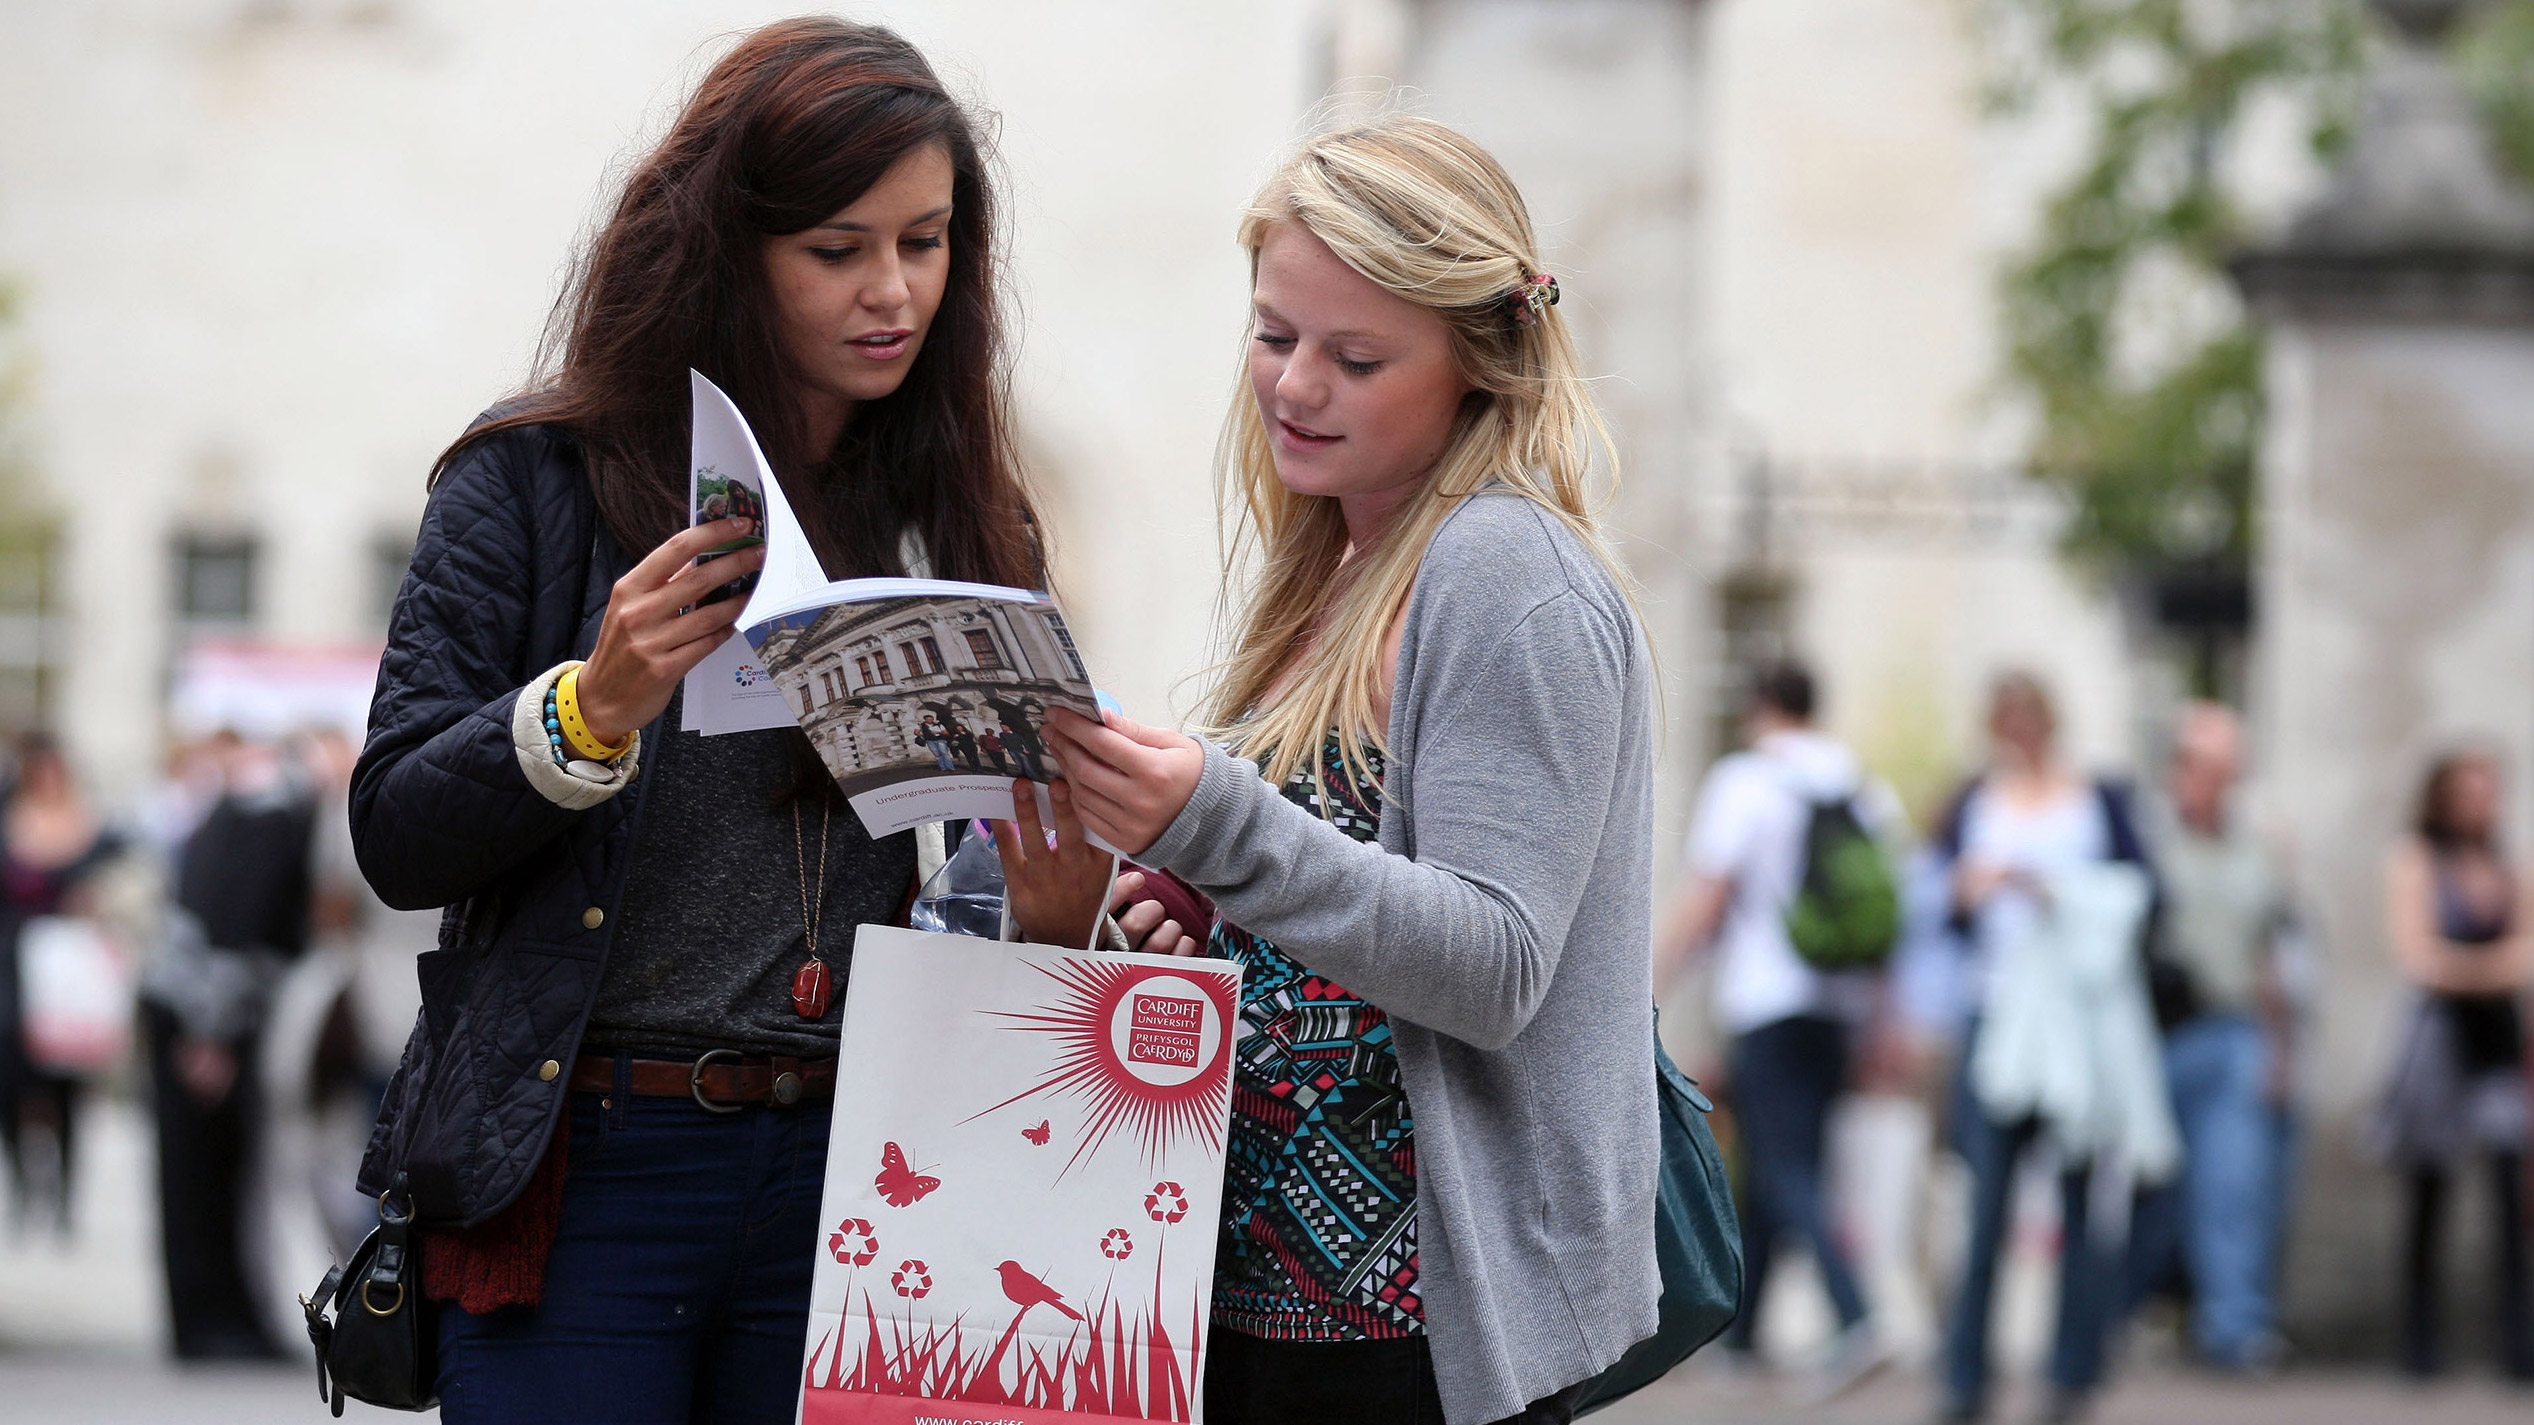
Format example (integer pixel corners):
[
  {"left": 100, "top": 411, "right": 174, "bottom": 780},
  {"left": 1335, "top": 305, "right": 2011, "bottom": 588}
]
[{"left": 1506, "top": 272, "right": 1560, "bottom": 328}]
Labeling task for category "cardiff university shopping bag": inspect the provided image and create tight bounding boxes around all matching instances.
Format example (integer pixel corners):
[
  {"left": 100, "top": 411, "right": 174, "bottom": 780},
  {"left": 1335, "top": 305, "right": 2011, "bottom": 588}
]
[{"left": 800, "top": 926, "right": 1242, "bottom": 1425}]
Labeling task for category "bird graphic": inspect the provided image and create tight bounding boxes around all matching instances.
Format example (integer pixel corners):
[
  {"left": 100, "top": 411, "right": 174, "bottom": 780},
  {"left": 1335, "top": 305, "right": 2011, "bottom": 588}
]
[
  {"left": 1021, "top": 1120, "right": 1052, "bottom": 1146},
  {"left": 994, "top": 1260, "right": 1083, "bottom": 1321}
]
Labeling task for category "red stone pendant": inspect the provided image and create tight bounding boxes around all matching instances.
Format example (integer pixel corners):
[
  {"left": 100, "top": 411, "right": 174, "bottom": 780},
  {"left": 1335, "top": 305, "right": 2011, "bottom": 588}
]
[{"left": 791, "top": 959, "right": 833, "bottom": 1020}]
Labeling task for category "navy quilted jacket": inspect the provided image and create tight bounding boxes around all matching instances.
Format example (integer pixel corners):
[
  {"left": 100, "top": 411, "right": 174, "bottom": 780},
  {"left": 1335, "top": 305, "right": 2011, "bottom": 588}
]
[{"left": 351, "top": 420, "right": 652, "bottom": 1226}]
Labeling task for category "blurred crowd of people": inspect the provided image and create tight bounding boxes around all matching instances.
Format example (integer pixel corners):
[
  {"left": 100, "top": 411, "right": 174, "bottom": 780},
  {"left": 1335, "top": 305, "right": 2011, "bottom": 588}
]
[
  {"left": 0, "top": 724, "right": 424, "bottom": 1360},
  {"left": 1661, "top": 662, "right": 2533, "bottom": 1420},
  {"left": 3, "top": 666, "right": 2528, "bottom": 1400}
]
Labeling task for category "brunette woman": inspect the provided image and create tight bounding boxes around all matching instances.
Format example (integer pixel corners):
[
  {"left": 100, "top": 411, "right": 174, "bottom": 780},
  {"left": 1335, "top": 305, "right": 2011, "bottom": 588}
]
[
  {"left": 351, "top": 21, "right": 1141, "bottom": 1422},
  {"left": 2378, "top": 749, "right": 2534, "bottom": 1379},
  {"left": 1043, "top": 117, "right": 1660, "bottom": 1425}
]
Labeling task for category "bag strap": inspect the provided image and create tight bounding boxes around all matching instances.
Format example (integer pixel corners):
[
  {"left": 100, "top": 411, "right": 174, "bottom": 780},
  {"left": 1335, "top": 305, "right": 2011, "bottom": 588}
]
[
  {"left": 1753, "top": 741, "right": 1862, "bottom": 819},
  {"left": 358, "top": 1174, "right": 418, "bottom": 1323},
  {"left": 300, "top": 1262, "right": 343, "bottom": 1407}
]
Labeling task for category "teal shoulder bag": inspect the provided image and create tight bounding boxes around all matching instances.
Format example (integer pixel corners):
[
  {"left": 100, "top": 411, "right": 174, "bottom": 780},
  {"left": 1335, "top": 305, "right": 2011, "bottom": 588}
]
[{"left": 1575, "top": 1015, "right": 1744, "bottom": 1413}]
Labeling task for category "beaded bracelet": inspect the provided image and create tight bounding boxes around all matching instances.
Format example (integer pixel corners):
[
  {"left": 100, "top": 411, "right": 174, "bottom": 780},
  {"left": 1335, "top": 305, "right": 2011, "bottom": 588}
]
[
  {"left": 543, "top": 673, "right": 626, "bottom": 785},
  {"left": 554, "top": 665, "right": 632, "bottom": 762}
]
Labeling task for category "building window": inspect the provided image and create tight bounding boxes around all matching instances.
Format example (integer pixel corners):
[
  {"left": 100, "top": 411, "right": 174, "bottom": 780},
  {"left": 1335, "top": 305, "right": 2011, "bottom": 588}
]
[
  {"left": 174, "top": 533, "right": 258, "bottom": 629},
  {"left": 1044, "top": 614, "right": 1086, "bottom": 682},
  {"left": 917, "top": 636, "right": 944, "bottom": 675},
  {"left": 856, "top": 656, "right": 874, "bottom": 688},
  {"left": 874, "top": 648, "right": 895, "bottom": 682},
  {"left": 963, "top": 629, "right": 1003, "bottom": 668},
  {"left": 369, "top": 534, "right": 413, "bottom": 629}
]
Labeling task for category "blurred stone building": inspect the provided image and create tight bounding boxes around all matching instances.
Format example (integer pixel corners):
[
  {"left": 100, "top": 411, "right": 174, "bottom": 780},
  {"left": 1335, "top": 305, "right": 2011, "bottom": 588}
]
[
  {"left": 0, "top": 0, "right": 2137, "bottom": 806},
  {"left": 2236, "top": 0, "right": 2534, "bottom": 1354},
  {"left": 11, "top": 0, "right": 2523, "bottom": 1369}
]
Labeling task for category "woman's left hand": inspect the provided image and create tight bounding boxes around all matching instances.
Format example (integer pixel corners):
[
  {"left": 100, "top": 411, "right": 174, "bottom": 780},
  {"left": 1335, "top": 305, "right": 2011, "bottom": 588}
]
[
  {"left": 1040, "top": 708, "right": 1205, "bottom": 858},
  {"left": 996, "top": 779, "right": 1111, "bottom": 948},
  {"left": 1110, "top": 869, "right": 1205, "bottom": 957}
]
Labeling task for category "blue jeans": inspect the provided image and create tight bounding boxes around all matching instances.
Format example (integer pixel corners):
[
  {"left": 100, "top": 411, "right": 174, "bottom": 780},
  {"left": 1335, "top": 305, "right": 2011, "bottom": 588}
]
[
  {"left": 1721, "top": 1015, "right": 1868, "bottom": 1352},
  {"left": 2124, "top": 1015, "right": 2280, "bottom": 1365},
  {"left": 436, "top": 1080, "right": 832, "bottom": 1425},
  {"left": 1942, "top": 1034, "right": 2114, "bottom": 1412}
]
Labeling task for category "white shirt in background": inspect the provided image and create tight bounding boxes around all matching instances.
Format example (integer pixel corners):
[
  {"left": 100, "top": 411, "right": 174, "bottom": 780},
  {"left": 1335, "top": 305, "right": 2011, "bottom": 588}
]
[
  {"left": 1959, "top": 780, "right": 2110, "bottom": 1006},
  {"left": 1685, "top": 728, "right": 1885, "bottom": 1036}
]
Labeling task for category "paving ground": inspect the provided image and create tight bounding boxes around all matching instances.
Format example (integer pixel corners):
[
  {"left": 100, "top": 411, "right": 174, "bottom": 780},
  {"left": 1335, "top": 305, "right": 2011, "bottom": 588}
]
[
  {"left": 4, "top": 1350, "right": 2532, "bottom": 1425},
  {"left": 1597, "top": 1362, "right": 2534, "bottom": 1425}
]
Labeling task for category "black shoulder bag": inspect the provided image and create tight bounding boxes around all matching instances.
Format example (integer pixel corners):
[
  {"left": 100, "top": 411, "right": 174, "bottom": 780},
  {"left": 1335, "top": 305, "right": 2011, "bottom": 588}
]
[{"left": 301, "top": 1171, "right": 438, "bottom": 1415}]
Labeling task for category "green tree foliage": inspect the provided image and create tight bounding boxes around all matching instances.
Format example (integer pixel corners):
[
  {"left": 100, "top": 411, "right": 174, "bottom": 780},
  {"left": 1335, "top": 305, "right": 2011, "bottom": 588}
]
[
  {"left": 1978, "top": 0, "right": 2368, "bottom": 580},
  {"left": 1982, "top": 0, "right": 2534, "bottom": 586},
  {"left": 2460, "top": 0, "right": 2534, "bottom": 180}
]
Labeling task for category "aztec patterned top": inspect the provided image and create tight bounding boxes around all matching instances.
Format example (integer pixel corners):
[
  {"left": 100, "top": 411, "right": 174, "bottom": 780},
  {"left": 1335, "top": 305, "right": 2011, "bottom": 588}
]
[{"left": 1211, "top": 734, "right": 1422, "bottom": 1341}]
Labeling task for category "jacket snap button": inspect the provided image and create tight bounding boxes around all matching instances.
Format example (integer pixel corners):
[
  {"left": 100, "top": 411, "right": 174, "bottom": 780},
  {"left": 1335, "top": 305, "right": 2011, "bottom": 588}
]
[
  {"left": 772, "top": 1071, "right": 803, "bottom": 1106},
  {"left": 582, "top": 906, "right": 605, "bottom": 930},
  {"left": 538, "top": 1059, "right": 560, "bottom": 1082}
]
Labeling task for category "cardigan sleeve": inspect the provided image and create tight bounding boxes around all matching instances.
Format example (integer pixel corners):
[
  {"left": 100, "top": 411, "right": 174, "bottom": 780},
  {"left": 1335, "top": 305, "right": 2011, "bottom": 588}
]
[{"left": 1142, "top": 588, "right": 1633, "bottom": 1051}]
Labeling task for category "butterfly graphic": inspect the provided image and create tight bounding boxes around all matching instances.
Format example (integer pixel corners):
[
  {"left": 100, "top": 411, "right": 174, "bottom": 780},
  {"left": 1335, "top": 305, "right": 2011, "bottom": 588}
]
[
  {"left": 875, "top": 1142, "right": 942, "bottom": 1208},
  {"left": 1021, "top": 1120, "right": 1052, "bottom": 1146}
]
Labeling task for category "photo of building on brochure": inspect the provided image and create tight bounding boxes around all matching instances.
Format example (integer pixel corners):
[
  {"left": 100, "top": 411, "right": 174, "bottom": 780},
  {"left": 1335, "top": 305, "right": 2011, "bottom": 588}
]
[{"left": 750, "top": 592, "right": 1096, "bottom": 802}]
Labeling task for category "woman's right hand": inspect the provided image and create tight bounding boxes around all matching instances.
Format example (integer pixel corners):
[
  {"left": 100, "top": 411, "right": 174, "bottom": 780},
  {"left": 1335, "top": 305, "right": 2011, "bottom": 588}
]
[
  {"left": 1951, "top": 858, "right": 2014, "bottom": 916},
  {"left": 574, "top": 518, "right": 765, "bottom": 744}
]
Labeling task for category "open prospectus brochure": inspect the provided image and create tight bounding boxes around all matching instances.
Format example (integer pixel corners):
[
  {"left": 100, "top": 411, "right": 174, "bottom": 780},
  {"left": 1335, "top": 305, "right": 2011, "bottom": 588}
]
[{"left": 678, "top": 371, "right": 1102, "bottom": 840}]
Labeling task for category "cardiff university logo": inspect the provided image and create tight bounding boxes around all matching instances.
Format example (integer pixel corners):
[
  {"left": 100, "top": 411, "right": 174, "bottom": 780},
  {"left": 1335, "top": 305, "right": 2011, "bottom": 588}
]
[
  {"left": 1123, "top": 991, "right": 1206, "bottom": 1073},
  {"left": 732, "top": 663, "right": 771, "bottom": 688},
  {"left": 1110, "top": 976, "right": 1220, "bottom": 1089},
  {"left": 974, "top": 959, "right": 1240, "bottom": 1170}
]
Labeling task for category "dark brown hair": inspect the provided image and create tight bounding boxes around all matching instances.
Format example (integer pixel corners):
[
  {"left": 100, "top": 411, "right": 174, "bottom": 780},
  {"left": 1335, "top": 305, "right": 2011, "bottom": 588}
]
[
  {"left": 2416, "top": 749, "right": 2503, "bottom": 853},
  {"left": 1747, "top": 659, "right": 1816, "bottom": 722},
  {"left": 438, "top": 17, "right": 1040, "bottom": 587}
]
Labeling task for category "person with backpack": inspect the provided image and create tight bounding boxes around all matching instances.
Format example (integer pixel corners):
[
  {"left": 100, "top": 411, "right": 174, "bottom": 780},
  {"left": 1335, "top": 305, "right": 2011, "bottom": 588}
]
[{"left": 1656, "top": 659, "right": 1898, "bottom": 1398}]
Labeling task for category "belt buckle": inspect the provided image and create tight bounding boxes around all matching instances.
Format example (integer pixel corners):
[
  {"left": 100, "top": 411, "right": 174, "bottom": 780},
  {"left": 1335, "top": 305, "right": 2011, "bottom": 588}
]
[{"left": 689, "top": 1049, "right": 745, "bottom": 1115}]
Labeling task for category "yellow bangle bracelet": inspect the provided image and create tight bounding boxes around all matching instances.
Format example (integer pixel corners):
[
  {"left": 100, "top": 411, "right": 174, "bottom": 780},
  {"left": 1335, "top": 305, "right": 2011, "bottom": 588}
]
[{"left": 555, "top": 666, "right": 632, "bottom": 762}]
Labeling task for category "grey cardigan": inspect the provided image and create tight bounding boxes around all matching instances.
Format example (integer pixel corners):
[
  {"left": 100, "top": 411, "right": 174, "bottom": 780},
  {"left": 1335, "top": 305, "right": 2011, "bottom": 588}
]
[{"left": 1144, "top": 492, "right": 1660, "bottom": 1423}]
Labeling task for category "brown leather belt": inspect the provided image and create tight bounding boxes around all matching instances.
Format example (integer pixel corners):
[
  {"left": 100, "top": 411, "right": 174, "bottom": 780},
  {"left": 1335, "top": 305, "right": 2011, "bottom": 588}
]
[{"left": 569, "top": 1051, "right": 836, "bottom": 1113}]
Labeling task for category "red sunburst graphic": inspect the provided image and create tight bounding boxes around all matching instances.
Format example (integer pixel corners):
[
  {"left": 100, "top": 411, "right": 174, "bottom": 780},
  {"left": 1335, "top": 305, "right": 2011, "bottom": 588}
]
[{"left": 964, "top": 957, "right": 1237, "bottom": 1175}]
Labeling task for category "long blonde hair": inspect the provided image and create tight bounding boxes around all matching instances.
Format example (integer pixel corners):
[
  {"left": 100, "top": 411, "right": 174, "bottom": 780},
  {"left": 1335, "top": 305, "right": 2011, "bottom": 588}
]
[{"left": 1204, "top": 115, "right": 1624, "bottom": 789}]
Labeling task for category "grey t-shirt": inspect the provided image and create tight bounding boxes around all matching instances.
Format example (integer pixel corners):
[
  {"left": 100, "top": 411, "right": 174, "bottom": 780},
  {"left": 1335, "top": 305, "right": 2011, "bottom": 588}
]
[
  {"left": 589, "top": 690, "right": 914, "bottom": 1058},
  {"left": 2147, "top": 797, "right": 2288, "bottom": 1016}
]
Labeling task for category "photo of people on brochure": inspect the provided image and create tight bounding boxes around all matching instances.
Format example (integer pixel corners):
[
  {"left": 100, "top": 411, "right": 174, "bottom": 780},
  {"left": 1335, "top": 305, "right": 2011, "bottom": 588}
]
[
  {"left": 747, "top": 591, "right": 1095, "bottom": 803},
  {"left": 692, "top": 463, "right": 767, "bottom": 603}
]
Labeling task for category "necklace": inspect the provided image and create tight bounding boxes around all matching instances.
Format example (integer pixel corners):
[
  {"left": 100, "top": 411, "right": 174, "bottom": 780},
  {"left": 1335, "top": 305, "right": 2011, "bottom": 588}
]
[{"left": 790, "top": 800, "right": 833, "bottom": 1020}]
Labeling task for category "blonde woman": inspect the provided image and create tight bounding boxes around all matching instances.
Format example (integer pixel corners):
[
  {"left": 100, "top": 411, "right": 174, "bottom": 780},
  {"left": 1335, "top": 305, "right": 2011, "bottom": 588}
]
[{"left": 1044, "top": 117, "right": 1659, "bottom": 1425}]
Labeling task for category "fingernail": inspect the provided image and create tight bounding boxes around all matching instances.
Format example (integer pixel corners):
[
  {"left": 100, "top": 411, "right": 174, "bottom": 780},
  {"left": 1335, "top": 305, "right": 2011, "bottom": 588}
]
[{"left": 732, "top": 517, "right": 755, "bottom": 533}]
